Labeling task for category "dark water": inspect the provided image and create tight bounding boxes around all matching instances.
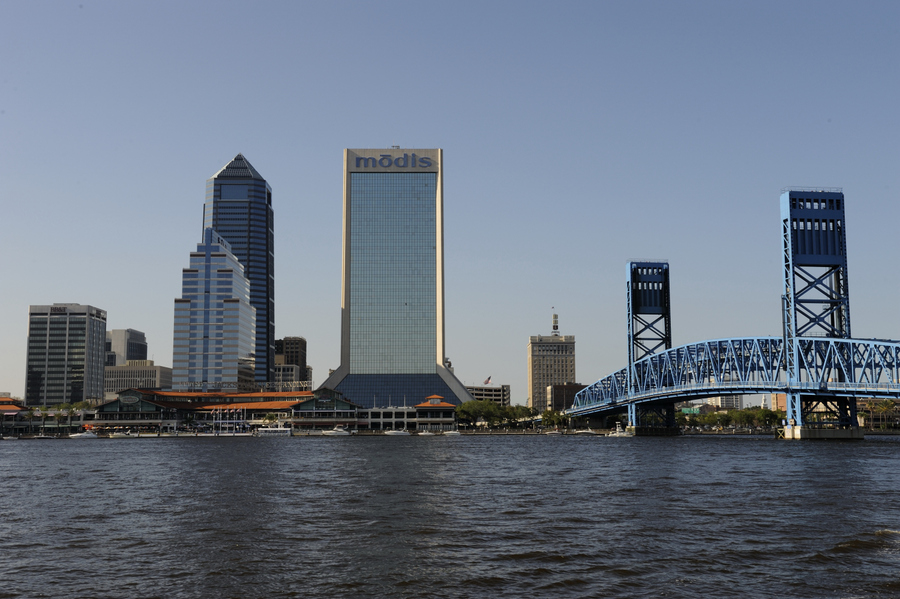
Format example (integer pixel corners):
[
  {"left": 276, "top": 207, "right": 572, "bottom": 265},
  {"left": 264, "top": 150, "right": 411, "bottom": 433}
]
[{"left": 2, "top": 434, "right": 900, "bottom": 598}]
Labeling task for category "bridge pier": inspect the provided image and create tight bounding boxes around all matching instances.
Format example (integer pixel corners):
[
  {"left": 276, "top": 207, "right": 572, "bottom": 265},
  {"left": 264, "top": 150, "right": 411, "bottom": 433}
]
[
  {"left": 627, "top": 403, "right": 679, "bottom": 436},
  {"left": 782, "top": 426, "right": 864, "bottom": 440},
  {"left": 781, "top": 394, "right": 864, "bottom": 440},
  {"left": 627, "top": 425, "right": 681, "bottom": 437}
]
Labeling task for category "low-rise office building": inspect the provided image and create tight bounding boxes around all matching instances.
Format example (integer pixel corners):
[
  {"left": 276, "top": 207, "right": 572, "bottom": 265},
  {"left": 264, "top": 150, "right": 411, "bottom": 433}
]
[{"left": 104, "top": 360, "right": 173, "bottom": 400}]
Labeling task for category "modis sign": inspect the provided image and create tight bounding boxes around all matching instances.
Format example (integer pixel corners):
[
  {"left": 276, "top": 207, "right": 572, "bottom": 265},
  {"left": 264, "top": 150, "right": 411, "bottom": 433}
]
[{"left": 355, "top": 153, "right": 433, "bottom": 169}]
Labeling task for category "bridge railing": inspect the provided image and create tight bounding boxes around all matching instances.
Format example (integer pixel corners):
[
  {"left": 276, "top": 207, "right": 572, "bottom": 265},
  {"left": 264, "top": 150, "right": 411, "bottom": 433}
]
[{"left": 571, "top": 337, "right": 900, "bottom": 413}]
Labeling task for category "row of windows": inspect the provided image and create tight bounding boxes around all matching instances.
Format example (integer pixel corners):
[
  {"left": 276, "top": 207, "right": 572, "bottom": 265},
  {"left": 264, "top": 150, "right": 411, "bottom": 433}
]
[{"left": 790, "top": 197, "right": 842, "bottom": 211}]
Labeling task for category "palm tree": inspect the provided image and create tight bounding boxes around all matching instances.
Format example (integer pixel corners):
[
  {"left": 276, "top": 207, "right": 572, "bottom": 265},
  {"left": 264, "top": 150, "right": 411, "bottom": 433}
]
[
  {"left": 23, "top": 409, "right": 35, "bottom": 434},
  {"left": 862, "top": 401, "right": 878, "bottom": 430},
  {"left": 38, "top": 406, "right": 50, "bottom": 435},
  {"left": 876, "top": 399, "right": 896, "bottom": 430},
  {"left": 54, "top": 404, "right": 70, "bottom": 434}
]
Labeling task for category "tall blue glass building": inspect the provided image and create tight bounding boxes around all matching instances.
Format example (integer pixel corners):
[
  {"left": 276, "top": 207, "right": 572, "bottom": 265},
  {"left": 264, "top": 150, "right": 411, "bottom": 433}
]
[
  {"left": 172, "top": 228, "right": 256, "bottom": 392},
  {"left": 203, "top": 154, "right": 274, "bottom": 384},
  {"left": 320, "top": 149, "right": 473, "bottom": 409}
]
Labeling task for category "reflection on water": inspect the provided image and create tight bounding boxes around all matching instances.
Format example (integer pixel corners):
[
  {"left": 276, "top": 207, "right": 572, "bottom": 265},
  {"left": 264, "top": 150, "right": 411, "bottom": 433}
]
[{"left": 2, "top": 435, "right": 900, "bottom": 598}]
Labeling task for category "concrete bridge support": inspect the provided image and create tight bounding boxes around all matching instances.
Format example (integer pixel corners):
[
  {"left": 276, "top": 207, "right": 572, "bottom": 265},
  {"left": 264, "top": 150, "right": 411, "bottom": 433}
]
[{"left": 627, "top": 402, "right": 680, "bottom": 436}]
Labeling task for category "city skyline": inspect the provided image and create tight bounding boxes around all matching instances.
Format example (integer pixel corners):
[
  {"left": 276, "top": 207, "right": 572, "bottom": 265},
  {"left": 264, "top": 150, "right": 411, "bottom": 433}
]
[{"left": 2, "top": 1, "right": 899, "bottom": 403}]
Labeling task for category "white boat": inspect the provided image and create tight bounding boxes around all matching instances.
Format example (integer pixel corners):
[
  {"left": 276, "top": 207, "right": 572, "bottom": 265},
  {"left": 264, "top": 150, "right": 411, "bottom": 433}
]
[
  {"left": 574, "top": 429, "right": 597, "bottom": 435},
  {"left": 417, "top": 431, "right": 435, "bottom": 436},
  {"left": 69, "top": 431, "right": 98, "bottom": 439},
  {"left": 442, "top": 430, "right": 461, "bottom": 436},
  {"left": 607, "top": 422, "right": 634, "bottom": 437},
  {"left": 543, "top": 429, "right": 562, "bottom": 435},
  {"left": 322, "top": 425, "right": 351, "bottom": 436},
  {"left": 384, "top": 430, "right": 410, "bottom": 436},
  {"left": 108, "top": 431, "right": 134, "bottom": 438},
  {"left": 254, "top": 427, "right": 292, "bottom": 437}
]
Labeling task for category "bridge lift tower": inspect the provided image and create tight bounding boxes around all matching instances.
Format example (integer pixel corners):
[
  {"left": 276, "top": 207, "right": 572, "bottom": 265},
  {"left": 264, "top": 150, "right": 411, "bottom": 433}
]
[
  {"left": 626, "top": 261, "right": 676, "bottom": 431},
  {"left": 781, "top": 188, "right": 860, "bottom": 439}
]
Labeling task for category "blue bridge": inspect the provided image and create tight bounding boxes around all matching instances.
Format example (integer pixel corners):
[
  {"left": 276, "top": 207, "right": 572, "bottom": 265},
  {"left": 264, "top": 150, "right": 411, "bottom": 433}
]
[{"left": 570, "top": 189, "right": 900, "bottom": 439}]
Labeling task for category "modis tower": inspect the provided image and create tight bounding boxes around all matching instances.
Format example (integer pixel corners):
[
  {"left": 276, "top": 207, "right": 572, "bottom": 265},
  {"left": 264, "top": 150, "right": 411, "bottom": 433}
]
[{"left": 321, "top": 149, "right": 473, "bottom": 409}]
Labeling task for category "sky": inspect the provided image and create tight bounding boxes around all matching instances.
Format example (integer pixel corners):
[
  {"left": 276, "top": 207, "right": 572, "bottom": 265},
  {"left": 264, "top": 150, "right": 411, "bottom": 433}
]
[{"left": 1, "top": 0, "right": 898, "bottom": 404}]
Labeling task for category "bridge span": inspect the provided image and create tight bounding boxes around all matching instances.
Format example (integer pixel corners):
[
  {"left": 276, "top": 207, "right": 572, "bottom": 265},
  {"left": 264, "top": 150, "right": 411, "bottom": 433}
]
[
  {"left": 569, "top": 189, "right": 900, "bottom": 439},
  {"left": 570, "top": 336, "right": 900, "bottom": 418}
]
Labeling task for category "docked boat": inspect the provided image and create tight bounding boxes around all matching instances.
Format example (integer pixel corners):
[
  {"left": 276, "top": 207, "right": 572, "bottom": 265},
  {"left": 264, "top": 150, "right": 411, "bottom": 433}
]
[
  {"left": 69, "top": 431, "right": 98, "bottom": 439},
  {"left": 417, "top": 431, "right": 435, "bottom": 436},
  {"left": 108, "top": 430, "right": 134, "bottom": 438},
  {"left": 254, "top": 427, "right": 292, "bottom": 437},
  {"left": 607, "top": 422, "right": 634, "bottom": 437},
  {"left": 574, "top": 429, "right": 597, "bottom": 435},
  {"left": 322, "top": 425, "right": 351, "bottom": 436},
  {"left": 543, "top": 429, "right": 562, "bottom": 435},
  {"left": 442, "top": 430, "right": 461, "bottom": 436},
  {"left": 384, "top": 430, "right": 410, "bottom": 436}
]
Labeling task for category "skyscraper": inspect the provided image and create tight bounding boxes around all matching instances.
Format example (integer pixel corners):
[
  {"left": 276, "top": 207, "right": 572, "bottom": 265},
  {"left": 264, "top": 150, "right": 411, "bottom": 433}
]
[
  {"left": 203, "top": 154, "right": 274, "bottom": 384},
  {"left": 275, "top": 337, "right": 308, "bottom": 380},
  {"left": 321, "top": 148, "right": 473, "bottom": 408},
  {"left": 172, "top": 228, "right": 257, "bottom": 392},
  {"left": 527, "top": 314, "right": 576, "bottom": 411},
  {"left": 105, "top": 329, "right": 148, "bottom": 366},
  {"left": 25, "top": 303, "right": 107, "bottom": 406}
]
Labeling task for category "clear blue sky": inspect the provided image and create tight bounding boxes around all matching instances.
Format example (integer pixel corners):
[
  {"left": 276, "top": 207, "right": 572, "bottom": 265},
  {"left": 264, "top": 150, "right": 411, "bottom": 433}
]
[{"left": 2, "top": 0, "right": 898, "bottom": 402}]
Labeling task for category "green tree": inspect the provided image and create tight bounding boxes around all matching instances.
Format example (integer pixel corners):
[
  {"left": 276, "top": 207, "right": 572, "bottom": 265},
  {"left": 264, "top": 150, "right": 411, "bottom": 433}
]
[
  {"left": 540, "top": 410, "right": 566, "bottom": 429},
  {"left": 456, "top": 400, "right": 502, "bottom": 428},
  {"left": 862, "top": 401, "right": 878, "bottom": 430},
  {"left": 715, "top": 412, "right": 733, "bottom": 428},
  {"left": 55, "top": 404, "right": 71, "bottom": 433},
  {"left": 38, "top": 406, "right": 50, "bottom": 434},
  {"left": 732, "top": 410, "right": 754, "bottom": 428},
  {"left": 876, "top": 399, "right": 896, "bottom": 430},
  {"left": 23, "top": 409, "right": 36, "bottom": 434}
]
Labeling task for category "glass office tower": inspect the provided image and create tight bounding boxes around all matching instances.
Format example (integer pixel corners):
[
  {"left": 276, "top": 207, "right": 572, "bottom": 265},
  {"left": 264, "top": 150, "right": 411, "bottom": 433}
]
[
  {"left": 172, "top": 228, "right": 257, "bottom": 392},
  {"left": 25, "top": 304, "right": 107, "bottom": 406},
  {"left": 321, "top": 149, "right": 473, "bottom": 409},
  {"left": 203, "top": 154, "right": 274, "bottom": 384}
]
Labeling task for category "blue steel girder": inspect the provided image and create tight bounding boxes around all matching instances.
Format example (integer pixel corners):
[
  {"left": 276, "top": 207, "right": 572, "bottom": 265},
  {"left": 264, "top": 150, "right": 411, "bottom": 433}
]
[
  {"left": 793, "top": 264, "right": 851, "bottom": 337},
  {"left": 570, "top": 337, "right": 900, "bottom": 418}
]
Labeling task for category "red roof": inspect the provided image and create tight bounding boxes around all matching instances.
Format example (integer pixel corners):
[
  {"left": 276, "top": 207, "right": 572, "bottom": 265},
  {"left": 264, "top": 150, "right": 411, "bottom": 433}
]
[
  {"left": 415, "top": 400, "right": 457, "bottom": 408},
  {"left": 130, "top": 389, "right": 314, "bottom": 399},
  {"left": 197, "top": 401, "right": 305, "bottom": 410}
]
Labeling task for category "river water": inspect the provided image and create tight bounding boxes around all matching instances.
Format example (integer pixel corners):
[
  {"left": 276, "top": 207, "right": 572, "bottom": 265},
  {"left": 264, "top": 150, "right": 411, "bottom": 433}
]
[{"left": 2, "top": 434, "right": 900, "bottom": 598}]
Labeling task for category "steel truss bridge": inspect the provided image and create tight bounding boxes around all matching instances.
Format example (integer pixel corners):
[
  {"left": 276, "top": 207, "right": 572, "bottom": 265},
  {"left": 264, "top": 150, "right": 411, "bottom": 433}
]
[
  {"left": 569, "top": 189, "right": 900, "bottom": 436},
  {"left": 569, "top": 336, "right": 900, "bottom": 421}
]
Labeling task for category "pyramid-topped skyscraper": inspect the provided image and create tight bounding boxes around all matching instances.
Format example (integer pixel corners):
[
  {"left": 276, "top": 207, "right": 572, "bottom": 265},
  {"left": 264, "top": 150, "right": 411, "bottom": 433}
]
[{"left": 203, "top": 154, "right": 274, "bottom": 384}]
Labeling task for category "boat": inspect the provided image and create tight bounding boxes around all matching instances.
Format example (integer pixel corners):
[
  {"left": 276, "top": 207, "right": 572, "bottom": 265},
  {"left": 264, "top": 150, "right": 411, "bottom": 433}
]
[
  {"left": 543, "top": 429, "right": 562, "bottom": 435},
  {"left": 322, "top": 425, "right": 351, "bottom": 436},
  {"left": 108, "top": 430, "right": 134, "bottom": 438},
  {"left": 607, "top": 422, "right": 634, "bottom": 437},
  {"left": 69, "top": 431, "right": 98, "bottom": 439},
  {"left": 417, "top": 431, "right": 435, "bottom": 436},
  {"left": 442, "top": 430, "right": 461, "bottom": 436},
  {"left": 574, "top": 429, "right": 597, "bottom": 435},
  {"left": 254, "top": 427, "right": 292, "bottom": 437},
  {"left": 384, "top": 430, "right": 410, "bottom": 436}
]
